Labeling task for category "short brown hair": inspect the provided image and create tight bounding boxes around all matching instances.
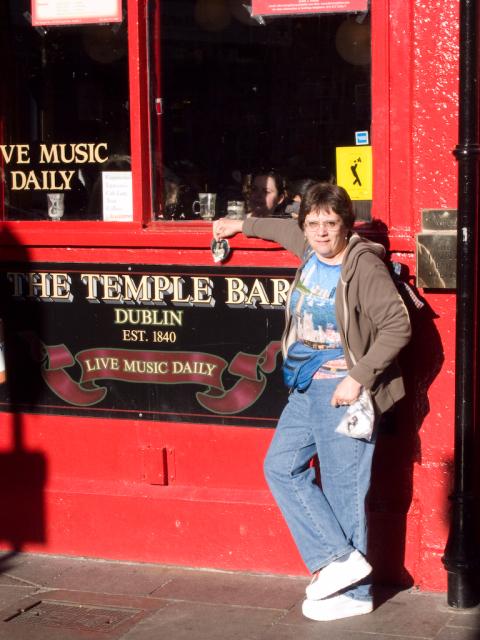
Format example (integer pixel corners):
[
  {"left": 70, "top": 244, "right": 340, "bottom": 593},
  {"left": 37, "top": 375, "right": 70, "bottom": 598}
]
[{"left": 298, "top": 183, "right": 355, "bottom": 231}]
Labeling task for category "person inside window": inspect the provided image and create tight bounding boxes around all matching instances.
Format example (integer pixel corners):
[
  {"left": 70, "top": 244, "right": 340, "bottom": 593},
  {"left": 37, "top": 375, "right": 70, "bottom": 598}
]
[
  {"left": 285, "top": 178, "right": 318, "bottom": 219},
  {"left": 245, "top": 169, "right": 287, "bottom": 217}
]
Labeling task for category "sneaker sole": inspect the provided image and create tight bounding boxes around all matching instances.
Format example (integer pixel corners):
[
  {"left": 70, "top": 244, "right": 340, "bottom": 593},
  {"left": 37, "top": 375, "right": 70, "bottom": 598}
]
[
  {"left": 302, "top": 598, "right": 373, "bottom": 622},
  {"left": 306, "top": 559, "right": 372, "bottom": 600}
]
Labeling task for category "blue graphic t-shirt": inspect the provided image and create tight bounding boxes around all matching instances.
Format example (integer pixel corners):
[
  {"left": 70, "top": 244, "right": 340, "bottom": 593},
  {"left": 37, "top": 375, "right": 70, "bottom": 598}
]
[{"left": 290, "top": 253, "right": 347, "bottom": 378}]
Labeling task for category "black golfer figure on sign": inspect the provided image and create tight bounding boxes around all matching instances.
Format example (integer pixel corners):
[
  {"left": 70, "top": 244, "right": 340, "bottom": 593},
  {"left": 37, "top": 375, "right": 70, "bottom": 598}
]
[{"left": 351, "top": 158, "right": 362, "bottom": 187}]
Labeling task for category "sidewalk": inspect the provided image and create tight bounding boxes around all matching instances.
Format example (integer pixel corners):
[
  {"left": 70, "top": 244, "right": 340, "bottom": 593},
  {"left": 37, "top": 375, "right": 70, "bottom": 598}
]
[{"left": 0, "top": 552, "right": 478, "bottom": 640}]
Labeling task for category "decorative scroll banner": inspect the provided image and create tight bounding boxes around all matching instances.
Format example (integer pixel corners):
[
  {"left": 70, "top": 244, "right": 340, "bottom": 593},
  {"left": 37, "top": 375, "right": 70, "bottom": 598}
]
[
  {"left": 251, "top": 0, "right": 368, "bottom": 16},
  {"left": 24, "top": 334, "right": 282, "bottom": 415}
]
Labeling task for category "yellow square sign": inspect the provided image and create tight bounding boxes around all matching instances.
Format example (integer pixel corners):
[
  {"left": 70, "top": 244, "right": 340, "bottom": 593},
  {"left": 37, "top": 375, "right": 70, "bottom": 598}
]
[{"left": 336, "top": 146, "right": 372, "bottom": 200}]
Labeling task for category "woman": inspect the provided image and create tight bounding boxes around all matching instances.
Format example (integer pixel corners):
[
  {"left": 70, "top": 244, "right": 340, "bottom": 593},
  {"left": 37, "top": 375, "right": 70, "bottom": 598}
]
[
  {"left": 246, "top": 169, "right": 287, "bottom": 217},
  {"left": 213, "top": 183, "right": 411, "bottom": 622}
]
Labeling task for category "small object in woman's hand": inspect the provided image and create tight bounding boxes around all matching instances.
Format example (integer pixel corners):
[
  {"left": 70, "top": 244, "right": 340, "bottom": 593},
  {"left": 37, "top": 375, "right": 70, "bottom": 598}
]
[
  {"left": 211, "top": 238, "right": 230, "bottom": 263},
  {"left": 335, "top": 390, "right": 375, "bottom": 440}
]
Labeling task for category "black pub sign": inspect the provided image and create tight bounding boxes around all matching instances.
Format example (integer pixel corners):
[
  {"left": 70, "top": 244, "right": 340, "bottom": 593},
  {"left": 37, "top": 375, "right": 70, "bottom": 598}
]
[{"left": 0, "top": 264, "right": 293, "bottom": 428}]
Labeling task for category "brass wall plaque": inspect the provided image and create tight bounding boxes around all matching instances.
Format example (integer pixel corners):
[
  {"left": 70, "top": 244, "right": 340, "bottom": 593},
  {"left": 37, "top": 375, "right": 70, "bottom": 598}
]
[
  {"left": 421, "top": 208, "right": 457, "bottom": 231},
  {"left": 416, "top": 232, "right": 456, "bottom": 288}
]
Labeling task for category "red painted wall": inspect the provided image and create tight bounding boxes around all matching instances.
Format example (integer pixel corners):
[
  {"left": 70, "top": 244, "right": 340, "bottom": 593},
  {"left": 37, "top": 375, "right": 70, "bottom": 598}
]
[
  {"left": 0, "top": 0, "right": 460, "bottom": 593},
  {"left": 400, "top": 0, "right": 459, "bottom": 592}
]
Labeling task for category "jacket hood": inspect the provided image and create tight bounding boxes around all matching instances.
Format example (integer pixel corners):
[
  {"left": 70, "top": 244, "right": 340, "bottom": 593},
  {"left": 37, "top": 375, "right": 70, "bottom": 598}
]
[{"left": 342, "top": 233, "right": 386, "bottom": 283}]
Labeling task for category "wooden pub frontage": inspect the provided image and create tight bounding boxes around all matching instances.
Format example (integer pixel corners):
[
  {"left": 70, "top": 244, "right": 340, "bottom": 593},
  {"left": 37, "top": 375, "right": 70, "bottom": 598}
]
[{"left": 0, "top": 0, "right": 473, "bottom": 600}]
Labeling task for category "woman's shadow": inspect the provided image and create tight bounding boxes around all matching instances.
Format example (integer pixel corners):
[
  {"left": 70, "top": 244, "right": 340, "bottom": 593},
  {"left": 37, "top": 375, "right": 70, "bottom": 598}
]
[{"left": 359, "top": 219, "right": 445, "bottom": 596}]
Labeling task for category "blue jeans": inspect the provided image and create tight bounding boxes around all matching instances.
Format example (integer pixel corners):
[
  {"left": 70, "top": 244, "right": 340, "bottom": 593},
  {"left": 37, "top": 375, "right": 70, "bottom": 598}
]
[{"left": 264, "top": 378, "right": 376, "bottom": 601}]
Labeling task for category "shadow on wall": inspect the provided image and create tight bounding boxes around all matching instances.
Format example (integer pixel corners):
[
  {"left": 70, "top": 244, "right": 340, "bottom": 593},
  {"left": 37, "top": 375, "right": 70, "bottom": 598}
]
[
  {"left": 360, "top": 219, "right": 445, "bottom": 588},
  {"left": 0, "top": 226, "right": 47, "bottom": 562}
]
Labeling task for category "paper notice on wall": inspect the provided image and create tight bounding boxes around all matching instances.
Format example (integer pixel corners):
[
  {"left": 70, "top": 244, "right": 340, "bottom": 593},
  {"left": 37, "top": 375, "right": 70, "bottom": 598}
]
[
  {"left": 252, "top": 0, "right": 368, "bottom": 16},
  {"left": 32, "top": 0, "right": 122, "bottom": 26},
  {"left": 102, "top": 172, "right": 133, "bottom": 222}
]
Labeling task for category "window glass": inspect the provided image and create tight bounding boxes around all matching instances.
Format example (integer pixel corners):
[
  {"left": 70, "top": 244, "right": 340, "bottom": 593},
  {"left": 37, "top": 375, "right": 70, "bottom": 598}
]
[
  {"left": 150, "top": 0, "right": 371, "bottom": 222},
  {"left": 0, "top": 1, "right": 130, "bottom": 221}
]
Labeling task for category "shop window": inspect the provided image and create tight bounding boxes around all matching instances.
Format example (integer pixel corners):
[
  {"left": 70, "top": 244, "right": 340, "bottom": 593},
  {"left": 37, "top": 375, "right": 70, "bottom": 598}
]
[
  {"left": 0, "top": 1, "right": 130, "bottom": 222},
  {"left": 149, "top": 0, "right": 371, "bottom": 222}
]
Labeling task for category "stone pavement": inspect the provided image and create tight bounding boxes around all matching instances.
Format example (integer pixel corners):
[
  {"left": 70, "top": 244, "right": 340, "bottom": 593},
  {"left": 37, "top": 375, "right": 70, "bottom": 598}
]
[{"left": 0, "top": 552, "right": 478, "bottom": 640}]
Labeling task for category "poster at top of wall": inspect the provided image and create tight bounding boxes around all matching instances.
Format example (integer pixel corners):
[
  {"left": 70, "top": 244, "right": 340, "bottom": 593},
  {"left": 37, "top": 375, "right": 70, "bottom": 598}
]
[
  {"left": 251, "top": 0, "right": 368, "bottom": 16},
  {"left": 31, "top": 0, "right": 122, "bottom": 26}
]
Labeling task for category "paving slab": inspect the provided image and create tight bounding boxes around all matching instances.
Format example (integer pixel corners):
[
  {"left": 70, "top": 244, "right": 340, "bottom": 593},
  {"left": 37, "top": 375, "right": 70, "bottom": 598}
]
[
  {"left": 0, "top": 573, "right": 32, "bottom": 587},
  {"left": 280, "top": 589, "right": 451, "bottom": 638},
  {"left": 150, "top": 568, "right": 306, "bottom": 609},
  {"left": 0, "top": 553, "right": 82, "bottom": 587},
  {"left": 262, "top": 621, "right": 422, "bottom": 640},
  {"left": 0, "top": 588, "right": 168, "bottom": 640},
  {"left": 435, "top": 628, "right": 480, "bottom": 640},
  {"left": 0, "top": 585, "right": 40, "bottom": 609},
  {"left": 121, "top": 600, "right": 286, "bottom": 640},
  {"left": 445, "top": 606, "right": 480, "bottom": 631},
  {"left": 44, "top": 560, "right": 176, "bottom": 596}
]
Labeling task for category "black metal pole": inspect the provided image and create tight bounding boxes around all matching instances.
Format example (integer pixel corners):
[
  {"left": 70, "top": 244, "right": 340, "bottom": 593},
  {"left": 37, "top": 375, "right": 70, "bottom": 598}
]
[{"left": 442, "top": 0, "right": 480, "bottom": 609}]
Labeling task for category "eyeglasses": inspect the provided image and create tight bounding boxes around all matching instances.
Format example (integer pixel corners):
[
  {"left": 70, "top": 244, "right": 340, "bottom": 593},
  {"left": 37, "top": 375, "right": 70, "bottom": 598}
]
[{"left": 304, "top": 219, "right": 342, "bottom": 232}]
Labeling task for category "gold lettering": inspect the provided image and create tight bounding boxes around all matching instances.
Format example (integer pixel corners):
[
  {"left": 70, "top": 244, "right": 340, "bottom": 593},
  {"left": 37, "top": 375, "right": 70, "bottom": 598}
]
[
  {"left": 123, "top": 275, "right": 151, "bottom": 302},
  {"left": 169, "top": 310, "right": 183, "bottom": 326},
  {"left": 85, "top": 359, "right": 96, "bottom": 372},
  {"left": 172, "top": 361, "right": 183, "bottom": 374},
  {"left": 7, "top": 273, "right": 26, "bottom": 298},
  {"left": 10, "top": 169, "right": 75, "bottom": 190},
  {"left": 39, "top": 142, "right": 109, "bottom": 164},
  {"left": 28, "top": 273, "right": 50, "bottom": 299},
  {"left": 81, "top": 274, "right": 102, "bottom": 302},
  {"left": 17, "top": 145, "right": 30, "bottom": 164},
  {"left": 156, "top": 361, "right": 168, "bottom": 374},
  {"left": 113, "top": 308, "right": 183, "bottom": 326},
  {"left": 225, "top": 277, "right": 247, "bottom": 306},
  {"left": 151, "top": 276, "right": 172, "bottom": 303},
  {"left": 171, "top": 276, "right": 191, "bottom": 305},
  {"left": 75, "top": 143, "right": 89, "bottom": 163},
  {"left": 0, "top": 144, "right": 30, "bottom": 164},
  {"left": 59, "top": 144, "right": 76, "bottom": 164},
  {"left": 192, "top": 277, "right": 214, "bottom": 306},
  {"left": 50, "top": 273, "right": 72, "bottom": 300},
  {"left": 271, "top": 278, "right": 290, "bottom": 306},
  {"left": 11, "top": 171, "right": 27, "bottom": 190},
  {"left": 94, "top": 143, "right": 109, "bottom": 163},
  {"left": 25, "top": 171, "right": 41, "bottom": 190},
  {"left": 245, "top": 279, "right": 270, "bottom": 307},
  {"left": 39, "top": 144, "right": 59, "bottom": 164},
  {"left": 103, "top": 275, "right": 122, "bottom": 302},
  {"left": 59, "top": 170, "right": 75, "bottom": 189},
  {"left": 123, "top": 359, "right": 168, "bottom": 374},
  {"left": 115, "top": 308, "right": 129, "bottom": 324}
]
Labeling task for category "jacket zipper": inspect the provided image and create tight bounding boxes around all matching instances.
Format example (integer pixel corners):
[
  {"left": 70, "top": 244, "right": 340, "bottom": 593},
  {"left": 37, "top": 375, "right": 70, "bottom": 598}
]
[{"left": 341, "top": 275, "right": 355, "bottom": 365}]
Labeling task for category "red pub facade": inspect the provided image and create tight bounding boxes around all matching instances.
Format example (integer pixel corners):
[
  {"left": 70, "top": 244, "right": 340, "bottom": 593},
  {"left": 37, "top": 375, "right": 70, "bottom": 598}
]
[{"left": 0, "top": 0, "right": 465, "bottom": 594}]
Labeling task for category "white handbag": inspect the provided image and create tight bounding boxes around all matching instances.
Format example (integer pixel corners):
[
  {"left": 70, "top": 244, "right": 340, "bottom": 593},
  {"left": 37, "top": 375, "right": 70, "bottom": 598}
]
[{"left": 335, "top": 389, "right": 375, "bottom": 441}]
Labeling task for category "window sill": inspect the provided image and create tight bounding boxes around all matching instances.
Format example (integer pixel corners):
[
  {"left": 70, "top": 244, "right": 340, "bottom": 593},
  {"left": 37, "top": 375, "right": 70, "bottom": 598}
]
[{"left": 0, "top": 219, "right": 416, "bottom": 254}]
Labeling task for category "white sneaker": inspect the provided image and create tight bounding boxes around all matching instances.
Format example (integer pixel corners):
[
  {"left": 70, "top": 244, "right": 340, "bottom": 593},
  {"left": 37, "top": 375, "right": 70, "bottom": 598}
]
[
  {"left": 305, "top": 550, "right": 372, "bottom": 601},
  {"left": 302, "top": 593, "right": 373, "bottom": 621}
]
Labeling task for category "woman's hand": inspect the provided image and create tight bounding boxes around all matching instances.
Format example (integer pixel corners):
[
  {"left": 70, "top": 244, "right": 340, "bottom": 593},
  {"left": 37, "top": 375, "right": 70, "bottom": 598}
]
[
  {"left": 213, "top": 218, "right": 244, "bottom": 241},
  {"left": 330, "top": 375, "right": 362, "bottom": 407}
]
